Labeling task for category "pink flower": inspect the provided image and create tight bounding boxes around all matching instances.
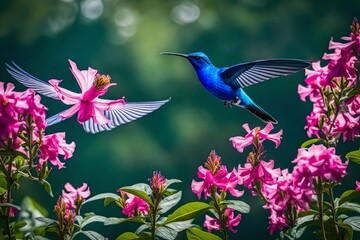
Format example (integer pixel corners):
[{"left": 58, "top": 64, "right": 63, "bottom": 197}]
[
  {"left": 356, "top": 181, "right": 360, "bottom": 191},
  {"left": 292, "top": 144, "right": 348, "bottom": 184},
  {"left": 148, "top": 171, "right": 166, "bottom": 192},
  {"left": 192, "top": 165, "right": 243, "bottom": 199},
  {"left": 230, "top": 123, "right": 283, "bottom": 153},
  {"left": 0, "top": 82, "right": 47, "bottom": 148},
  {"left": 237, "top": 160, "right": 280, "bottom": 190},
  {"left": 38, "top": 132, "right": 75, "bottom": 169},
  {"left": 121, "top": 192, "right": 150, "bottom": 217},
  {"left": 204, "top": 209, "right": 241, "bottom": 233},
  {"left": 49, "top": 60, "right": 125, "bottom": 125},
  {"left": 62, "top": 183, "right": 91, "bottom": 209}
]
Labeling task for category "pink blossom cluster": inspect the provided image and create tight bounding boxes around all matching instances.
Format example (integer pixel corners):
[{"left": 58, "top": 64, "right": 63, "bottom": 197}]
[
  {"left": 298, "top": 29, "right": 360, "bottom": 141},
  {"left": 191, "top": 151, "right": 244, "bottom": 200},
  {"left": 62, "top": 183, "right": 91, "bottom": 210},
  {"left": 204, "top": 208, "right": 241, "bottom": 233},
  {"left": 0, "top": 81, "right": 75, "bottom": 169},
  {"left": 120, "top": 191, "right": 150, "bottom": 217},
  {"left": 0, "top": 82, "right": 46, "bottom": 148}
]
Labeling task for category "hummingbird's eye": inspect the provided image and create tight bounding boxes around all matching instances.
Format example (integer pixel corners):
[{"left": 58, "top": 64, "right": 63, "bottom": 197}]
[{"left": 193, "top": 56, "right": 201, "bottom": 60}]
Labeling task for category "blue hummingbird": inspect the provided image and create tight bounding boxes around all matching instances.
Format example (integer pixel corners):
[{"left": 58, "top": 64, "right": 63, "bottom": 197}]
[{"left": 161, "top": 52, "right": 311, "bottom": 123}]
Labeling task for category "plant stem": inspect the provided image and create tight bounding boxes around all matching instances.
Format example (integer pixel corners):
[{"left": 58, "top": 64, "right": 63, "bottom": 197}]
[
  {"left": 211, "top": 191, "right": 227, "bottom": 240},
  {"left": 151, "top": 195, "right": 161, "bottom": 240},
  {"left": 5, "top": 156, "right": 14, "bottom": 239},
  {"left": 315, "top": 178, "right": 327, "bottom": 240},
  {"left": 328, "top": 186, "right": 342, "bottom": 240}
]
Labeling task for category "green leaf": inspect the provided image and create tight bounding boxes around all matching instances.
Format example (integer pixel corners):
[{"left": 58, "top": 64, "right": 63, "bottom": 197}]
[
  {"left": 346, "top": 149, "right": 360, "bottom": 164},
  {"left": 116, "top": 232, "right": 139, "bottom": 240},
  {"left": 297, "top": 210, "right": 318, "bottom": 218},
  {"left": 104, "top": 217, "right": 145, "bottom": 225},
  {"left": 338, "top": 202, "right": 360, "bottom": 214},
  {"left": 186, "top": 227, "right": 222, "bottom": 240},
  {"left": 339, "top": 190, "right": 360, "bottom": 205},
  {"left": 80, "top": 215, "right": 107, "bottom": 228},
  {"left": 165, "top": 219, "right": 194, "bottom": 232},
  {"left": 348, "top": 88, "right": 360, "bottom": 98},
  {"left": 156, "top": 226, "right": 177, "bottom": 240},
  {"left": 223, "top": 200, "right": 250, "bottom": 214},
  {"left": 84, "top": 193, "right": 120, "bottom": 205},
  {"left": 158, "top": 191, "right": 182, "bottom": 214},
  {"left": 22, "top": 196, "right": 48, "bottom": 216},
  {"left": 163, "top": 202, "right": 210, "bottom": 225},
  {"left": 300, "top": 138, "right": 323, "bottom": 148},
  {"left": 165, "top": 179, "right": 182, "bottom": 190},
  {"left": 0, "top": 202, "right": 20, "bottom": 210},
  {"left": 35, "top": 217, "right": 57, "bottom": 225},
  {"left": 80, "top": 230, "right": 106, "bottom": 240},
  {"left": 41, "top": 179, "right": 53, "bottom": 197},
  {"left": 123, "top": 183, "right": 152, "bottom": 195},
  {"left": 120, "top": 187, "right": 153, "bottom": 208},
  {"left": 343, "top": 216, "right": 360, "bottom": 231},
  {"left": 338, "top": 222, "right": 353, "bottom": 240}
]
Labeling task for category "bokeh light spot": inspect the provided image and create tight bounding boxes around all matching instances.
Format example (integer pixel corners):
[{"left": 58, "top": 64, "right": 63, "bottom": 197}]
[
  {"left": 171, "top": 2, "right": 200, "bottom": 25},
  {"left": 81, "top": 0, "right": 104, "bottom": 20}
]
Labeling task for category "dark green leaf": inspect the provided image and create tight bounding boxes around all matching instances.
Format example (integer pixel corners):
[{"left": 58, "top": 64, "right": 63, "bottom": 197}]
[
  {"left": 163, "top": 202, "right": 210, "bottom": 225},
  {"left": 13, "top": 150, "right": 28, "bottom": 160},
  {"left": 84, "top": 193, "right": 119, "bottom": 205},
  {"left": 339, "top": 190, "right": 360, "bottom": 205},
  {"left": 81, "top": 215, "right": 107, "bottom": 228},
  {"left": 104, "top": 217, "right": 145, "bottom": 225},
  {"left": 346, "top": 149, "right": 360, "bottom": 164},
  {"left": 165, "top": 179, "right": 181, "bottom": 190},
  {"left": 135, "top": 224, "right": 149, "bottom": 234},
  {"left": 120, "top": 188, "right": 153, "bottom": 208},
  {"left": 300, "top": 138, "right": 323, "bottom": 148},
  {"left": 35, "top": 217, "right": 57, "bottom": 225},
  {"left": 348, "top": 89, "right": 360, "bottom": 98},
  {"left": 338, "top": 202, "right": 360, "bottom": 214},
  {"left": 41, "top": 180, "right": 53, "bottom": 197},
  {"left": 13, "top": 220, "right": 27, "bottom": 230},
  {"left": 343, "top": 216, "right": 360, "bottom": 231},
  {"left": 186, "top": 227, "right": 222, "bottom": 240},
  {"left": 298, "top": 210, "right": 318, "bottom": 218},
  {"left": 21, "top": 196, "right": 48, "bottom": 216},
  {"left": 116, "top": 232, "right": 139, "bottom": 240},
  {"left": 338, "top": 222, "right": 353, "bottom": 240},
  {"left": 158, "top": 191, "right": 182, "bottom": 214},
  {"left": 224, "top": 200, "right": 250, "bottom": 213},
  {"left": 80, "top": 230, "right": 106, "bottom": 240}
]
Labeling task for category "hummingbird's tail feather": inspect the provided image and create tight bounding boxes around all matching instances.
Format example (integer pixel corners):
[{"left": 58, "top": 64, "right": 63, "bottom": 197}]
[{"left": 242, "top": 103, "right": 278, "bottom": 124}]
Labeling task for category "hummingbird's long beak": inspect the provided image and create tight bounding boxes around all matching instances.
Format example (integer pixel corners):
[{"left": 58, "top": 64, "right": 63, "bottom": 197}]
[{"left": 160, "top": 52, "right": 189, "bottom": 58}]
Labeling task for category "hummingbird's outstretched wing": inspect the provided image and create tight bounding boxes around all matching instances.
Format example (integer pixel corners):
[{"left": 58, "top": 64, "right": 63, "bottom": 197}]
[
  {"left": 81, "top": 99, "right": 170, "bottom": 134},
  {"left": 220, "top": 59, "right": 311, "bottom": 89},
  {"left": 6, "top": 62, "right": 60, "bottom": 100}
]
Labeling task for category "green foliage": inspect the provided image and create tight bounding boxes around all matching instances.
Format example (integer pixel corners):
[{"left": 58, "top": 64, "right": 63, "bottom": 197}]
[
  {"left": 186, "top": 227, "right": 222, "bottom": 240},
  {"left": 346, "top": 149, "right": 360, "bottom": 164}
]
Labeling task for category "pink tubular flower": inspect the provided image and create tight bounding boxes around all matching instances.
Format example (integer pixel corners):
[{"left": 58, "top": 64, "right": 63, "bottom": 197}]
[
  {"left": 356, "top": 181, "right": 360, "bottom": 191},
  {"left": 62, "top": 183, "right": 91, "bottom": 209},
  {"left": 230, "top": 123, "right": 283, "bottom": 153},
  {"left": 121, "top": 192, "right": 150, "bottom": 217},
  {"left": 49, "top": 60, "right": 125, "bottom": 125},
  {"left": 38, "top": 132, "right": 75, "bottom": 169},
  {"left": 191, "top": 151, "right": 243, "bottom": 199},
  {"left": 237, "top": 160, "right": 280, "bottom": 191},
  {"left": 204, "top": 209, "right": 241, "bottom": 233}
]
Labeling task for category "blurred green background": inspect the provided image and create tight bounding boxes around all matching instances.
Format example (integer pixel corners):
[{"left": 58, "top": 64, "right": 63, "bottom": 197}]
[{"left": 0, "top": 0, "right": 359, "bottom": 239}]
